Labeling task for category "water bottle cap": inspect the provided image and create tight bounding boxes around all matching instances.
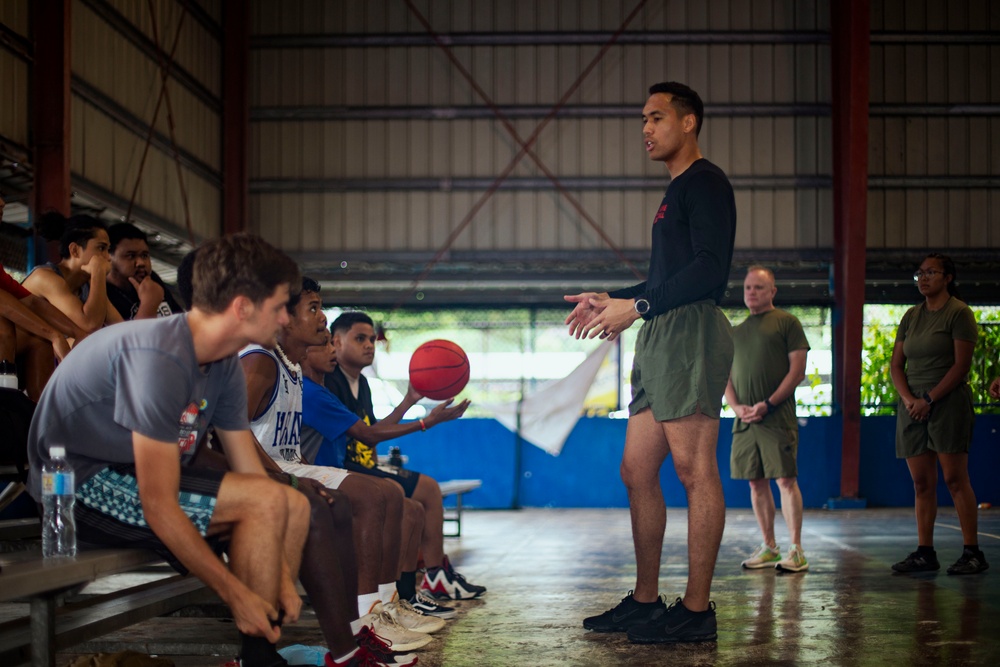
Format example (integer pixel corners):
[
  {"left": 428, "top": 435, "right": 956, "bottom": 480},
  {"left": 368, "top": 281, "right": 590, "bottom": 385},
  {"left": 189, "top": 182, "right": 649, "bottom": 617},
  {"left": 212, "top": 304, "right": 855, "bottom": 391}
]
[{"left": 49, "top": 446, "right": 66, "bottom": 458}]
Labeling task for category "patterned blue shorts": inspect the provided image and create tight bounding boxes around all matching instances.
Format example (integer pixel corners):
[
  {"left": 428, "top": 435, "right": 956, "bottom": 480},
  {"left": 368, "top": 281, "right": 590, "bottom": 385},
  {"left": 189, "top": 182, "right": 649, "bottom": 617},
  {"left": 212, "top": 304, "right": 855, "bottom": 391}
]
[{"left": 75, "top": 464, "right": 225, "bottom": 573}]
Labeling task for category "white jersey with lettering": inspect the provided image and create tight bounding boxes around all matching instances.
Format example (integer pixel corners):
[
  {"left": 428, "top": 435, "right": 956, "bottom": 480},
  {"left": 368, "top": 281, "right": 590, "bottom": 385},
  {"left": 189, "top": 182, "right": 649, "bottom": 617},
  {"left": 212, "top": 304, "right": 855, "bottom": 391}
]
[{"left": 240, "top": 344, "right": 303, "bottom": 463}]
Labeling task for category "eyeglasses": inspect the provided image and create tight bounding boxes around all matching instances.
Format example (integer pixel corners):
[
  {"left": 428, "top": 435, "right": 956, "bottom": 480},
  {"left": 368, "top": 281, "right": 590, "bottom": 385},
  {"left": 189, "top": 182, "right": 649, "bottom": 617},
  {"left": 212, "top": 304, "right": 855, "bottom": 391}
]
[{"left": 913, "top": 270, "right": 943, "bottom": 281}]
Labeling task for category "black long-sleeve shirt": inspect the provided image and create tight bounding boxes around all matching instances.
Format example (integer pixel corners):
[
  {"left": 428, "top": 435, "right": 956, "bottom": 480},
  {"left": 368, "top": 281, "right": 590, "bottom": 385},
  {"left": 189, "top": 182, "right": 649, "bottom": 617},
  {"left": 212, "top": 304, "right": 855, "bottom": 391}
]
[{"left": 609, "top": 158, "right": 736, "bottom": 319}]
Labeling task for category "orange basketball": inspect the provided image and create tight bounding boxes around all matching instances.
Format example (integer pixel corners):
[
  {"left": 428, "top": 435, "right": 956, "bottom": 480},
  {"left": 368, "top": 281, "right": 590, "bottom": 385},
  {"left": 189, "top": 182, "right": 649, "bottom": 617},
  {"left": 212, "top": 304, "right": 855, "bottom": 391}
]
[{"left": 409, "top": 339, "right": 470, "bottom": 400}]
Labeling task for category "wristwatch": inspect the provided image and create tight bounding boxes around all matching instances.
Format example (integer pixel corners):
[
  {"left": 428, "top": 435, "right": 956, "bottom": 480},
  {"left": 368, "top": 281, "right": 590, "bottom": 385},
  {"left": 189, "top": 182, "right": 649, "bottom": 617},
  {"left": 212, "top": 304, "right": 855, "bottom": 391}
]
[
  {"left": 922, "top": 392, "right": 934, "bottom": 405},
  {"left": 634, "top": 298, "right": 651, "bottom": 316},
  {"left": 764, "top": 398, "right": 776, "bottom": 413}
]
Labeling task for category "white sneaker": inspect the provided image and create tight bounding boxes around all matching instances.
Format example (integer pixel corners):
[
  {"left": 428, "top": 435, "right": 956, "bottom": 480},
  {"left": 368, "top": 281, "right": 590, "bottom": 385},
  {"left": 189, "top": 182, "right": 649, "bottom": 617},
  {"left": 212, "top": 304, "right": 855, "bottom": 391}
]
[
  {"left": 385, "top": 599, "right": 446, "bottom": 634},
  {"left": 366, "top": 602, "right": 433, "bottom": 651}
]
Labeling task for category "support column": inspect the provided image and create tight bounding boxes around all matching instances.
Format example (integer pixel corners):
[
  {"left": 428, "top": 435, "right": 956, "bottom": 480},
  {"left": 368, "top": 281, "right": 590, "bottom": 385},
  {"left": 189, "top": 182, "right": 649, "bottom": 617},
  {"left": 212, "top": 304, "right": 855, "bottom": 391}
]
[
  {"left": 32, "top": 0, "right": 72, "bottom": 246},
  {"left": 829, "top": 0, "right": 870, "bottom": 508},
  {"left": 222, "top": 0, "right": 249, "bottom": 235}
]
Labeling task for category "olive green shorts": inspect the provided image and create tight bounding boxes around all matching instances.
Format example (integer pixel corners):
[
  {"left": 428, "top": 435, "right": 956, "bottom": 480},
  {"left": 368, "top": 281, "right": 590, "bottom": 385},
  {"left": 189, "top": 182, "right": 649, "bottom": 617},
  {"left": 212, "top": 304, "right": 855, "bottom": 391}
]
[
  {"left": 730, "top": 424, "right": 799, "bottom": 479},
  {"left": 629, "top": 300, "right": 734, "bottom": 421},
  {"left": 895, "top": 383, "right": 974, "bottom": 458}
]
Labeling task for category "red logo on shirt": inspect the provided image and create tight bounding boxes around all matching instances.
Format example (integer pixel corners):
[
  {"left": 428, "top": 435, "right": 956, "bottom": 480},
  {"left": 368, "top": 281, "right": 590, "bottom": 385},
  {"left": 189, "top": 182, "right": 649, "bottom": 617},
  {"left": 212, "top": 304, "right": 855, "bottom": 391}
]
[{"left": 654, "top": 204, "right": 668, "bottom": 223}]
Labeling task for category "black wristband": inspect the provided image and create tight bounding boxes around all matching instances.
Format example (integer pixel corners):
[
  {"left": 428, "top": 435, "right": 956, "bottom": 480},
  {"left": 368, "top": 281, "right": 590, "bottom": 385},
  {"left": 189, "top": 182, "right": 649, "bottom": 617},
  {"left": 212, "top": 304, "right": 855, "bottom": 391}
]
[
  {"left": 922, "top": 392, "right": 933, "bottom": 405},
  {"left": 764, "top": 398, "right": 776, "bottom": 413}
]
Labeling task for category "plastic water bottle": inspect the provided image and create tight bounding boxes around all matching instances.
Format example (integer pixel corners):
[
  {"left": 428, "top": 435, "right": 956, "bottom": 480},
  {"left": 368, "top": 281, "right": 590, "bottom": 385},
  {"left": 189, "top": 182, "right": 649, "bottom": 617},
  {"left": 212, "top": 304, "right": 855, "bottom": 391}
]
[
  {"left": 0, "top": 359, "right": 17, "bottom": 389},
  {"left": 41, "top": 446, "right": 77, "bottom": 558}
]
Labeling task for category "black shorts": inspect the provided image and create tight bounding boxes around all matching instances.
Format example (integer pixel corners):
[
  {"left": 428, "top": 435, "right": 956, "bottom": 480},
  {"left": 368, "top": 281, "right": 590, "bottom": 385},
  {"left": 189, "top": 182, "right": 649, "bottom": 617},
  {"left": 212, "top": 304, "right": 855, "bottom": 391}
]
[
  {"left": 75, "top": 464, "right": 227, "bottom": 574},
  {"left": 345, "top": 461, "right": 422, "bottom": 497}
]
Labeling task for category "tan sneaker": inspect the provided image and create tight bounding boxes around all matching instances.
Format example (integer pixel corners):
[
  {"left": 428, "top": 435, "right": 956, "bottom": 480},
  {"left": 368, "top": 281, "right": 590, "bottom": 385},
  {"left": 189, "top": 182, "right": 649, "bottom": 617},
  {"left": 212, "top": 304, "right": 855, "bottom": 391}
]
[
  {"left": 385, "top": 599, "right": 447, "bottom": 634},
  {"left": 775, "top": 544, "right": 809, "bottom": 573},
  {"left": 741, "top": 542, "right": 782, "bottom": 569},
  {"left": 368, "top": 602, "right": 433, "bottom": 651}
]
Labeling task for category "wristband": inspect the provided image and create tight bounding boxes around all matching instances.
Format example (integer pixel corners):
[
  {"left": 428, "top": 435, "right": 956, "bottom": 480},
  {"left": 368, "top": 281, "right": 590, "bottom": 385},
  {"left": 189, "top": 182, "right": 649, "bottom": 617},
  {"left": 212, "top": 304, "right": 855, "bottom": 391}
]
[
  {"left": 287, "top": 474, "right": 299, "bottom": 489},
  {"left": 419, "top": 419, "right": 427, "bottom": 432},
  {"left": 923, "top": 392, "right": 934, "bottom": 405},
  {"left": 764, "top": 398, "right": 776, "bottom": 413}
]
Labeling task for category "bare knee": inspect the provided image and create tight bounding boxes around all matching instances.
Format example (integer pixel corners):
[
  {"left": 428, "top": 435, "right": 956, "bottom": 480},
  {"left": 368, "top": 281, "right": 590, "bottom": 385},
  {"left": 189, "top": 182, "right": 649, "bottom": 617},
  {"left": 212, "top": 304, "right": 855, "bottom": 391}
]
[
  {"left": 748, "top": 478, "right": 770, "bottom": 493},
  {"left": 942, "top": 470, "right": 969, "bottom": 495},
  {"left": 415, "top": 475, "right": 442, "bottom": 506},
  {"left": 403, "top": 497, "right": 424, "bottom": 525},
  {"left": 776, "top": 477, "right": 798, "bottom": 494},
  {"left": 620, "top": 457, "right": 659, "bottom": 491},
  {"left": 343, "top": 477, "right": 388, "bottom": 523},
  {"left": 911, "top": 475, "right": 936, "bottom": 496}
]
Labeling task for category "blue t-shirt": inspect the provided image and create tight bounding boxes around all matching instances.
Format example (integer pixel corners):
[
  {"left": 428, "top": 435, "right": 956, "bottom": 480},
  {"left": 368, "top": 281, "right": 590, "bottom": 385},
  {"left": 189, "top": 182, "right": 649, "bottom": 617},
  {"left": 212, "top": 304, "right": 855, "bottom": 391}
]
[{"left": 301, "top": 377, "right": 360, "bottom": 468}]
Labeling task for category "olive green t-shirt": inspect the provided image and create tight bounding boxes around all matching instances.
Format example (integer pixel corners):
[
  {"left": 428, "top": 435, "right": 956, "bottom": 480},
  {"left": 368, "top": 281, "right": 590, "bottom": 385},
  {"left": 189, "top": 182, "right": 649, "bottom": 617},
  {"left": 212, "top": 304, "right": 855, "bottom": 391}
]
[
  {"left": 896, "top": 297, "right": 978, "bottom": 390},
  {"left": 730, "top": 308, "right": 810, "bottom": 434}
]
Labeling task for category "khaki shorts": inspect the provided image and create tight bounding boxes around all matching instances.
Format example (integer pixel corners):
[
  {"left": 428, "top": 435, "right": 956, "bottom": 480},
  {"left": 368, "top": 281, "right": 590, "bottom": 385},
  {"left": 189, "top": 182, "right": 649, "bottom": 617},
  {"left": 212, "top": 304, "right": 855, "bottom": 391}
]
[
  {"left": 730, "top": 424, "right": 799, "bottom": 479},
  {"left": 629, "top": 300, "right": 734, "bottom": 421},
  {"left": 896, "top": 383, "right": 974, "bottom": 458}
]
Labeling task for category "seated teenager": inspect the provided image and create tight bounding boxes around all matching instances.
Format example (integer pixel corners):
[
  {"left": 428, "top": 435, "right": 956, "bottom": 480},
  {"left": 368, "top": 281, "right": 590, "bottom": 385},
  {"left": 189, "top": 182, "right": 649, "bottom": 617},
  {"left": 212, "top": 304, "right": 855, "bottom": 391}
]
[
  {"left": 240, "top": 278, "right": 442, "bottom": 656},
  {"left": 103, "top": 222, "right": 184, "bottom": 320},
  {"left": 327, "top": 313, "right": 485, "bottom": 600},
  {"left": 26, "top": 234, "right": 316, "bottom": 667},
  {"left": 302, "top": 331, "right": 467, "bottom": 619},
  {"left": 22, "top": 213, "right": 123, "bottom": 333}
]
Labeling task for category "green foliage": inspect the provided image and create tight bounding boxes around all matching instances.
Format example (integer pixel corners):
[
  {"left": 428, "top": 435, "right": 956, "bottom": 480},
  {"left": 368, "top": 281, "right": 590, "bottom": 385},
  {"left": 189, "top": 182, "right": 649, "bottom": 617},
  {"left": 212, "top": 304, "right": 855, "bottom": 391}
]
[{"left": 861, "top": 306, "right": 1000, "bottom": 416}]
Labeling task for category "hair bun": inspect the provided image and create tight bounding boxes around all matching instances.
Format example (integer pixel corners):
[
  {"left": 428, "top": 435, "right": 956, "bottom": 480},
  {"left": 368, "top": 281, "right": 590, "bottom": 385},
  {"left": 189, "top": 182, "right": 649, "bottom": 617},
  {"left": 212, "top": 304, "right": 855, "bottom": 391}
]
[{"left": 34, "top": 211, "right": 67, "bottom": 241}]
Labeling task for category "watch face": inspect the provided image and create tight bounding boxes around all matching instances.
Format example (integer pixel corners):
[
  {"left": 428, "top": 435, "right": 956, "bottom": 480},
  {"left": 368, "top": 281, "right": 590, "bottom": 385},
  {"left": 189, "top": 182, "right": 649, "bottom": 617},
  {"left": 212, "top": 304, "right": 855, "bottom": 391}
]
[{"left": 635, "top": 299, "right": 649, "bottom": 314}]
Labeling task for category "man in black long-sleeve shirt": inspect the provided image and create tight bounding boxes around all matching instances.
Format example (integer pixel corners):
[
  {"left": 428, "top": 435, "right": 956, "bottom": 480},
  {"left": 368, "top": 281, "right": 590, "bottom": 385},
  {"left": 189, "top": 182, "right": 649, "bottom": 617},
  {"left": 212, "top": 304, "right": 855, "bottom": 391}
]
[{"left": 568, "top": 82, "right": 736, "bottom": 645}]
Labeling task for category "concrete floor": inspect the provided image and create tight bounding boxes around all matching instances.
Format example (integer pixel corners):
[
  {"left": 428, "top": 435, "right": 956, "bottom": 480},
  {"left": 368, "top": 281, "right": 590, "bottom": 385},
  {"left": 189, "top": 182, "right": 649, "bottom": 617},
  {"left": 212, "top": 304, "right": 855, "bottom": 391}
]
[{"left": 45, "top": 507, "right": 1000, "bottom": 666}]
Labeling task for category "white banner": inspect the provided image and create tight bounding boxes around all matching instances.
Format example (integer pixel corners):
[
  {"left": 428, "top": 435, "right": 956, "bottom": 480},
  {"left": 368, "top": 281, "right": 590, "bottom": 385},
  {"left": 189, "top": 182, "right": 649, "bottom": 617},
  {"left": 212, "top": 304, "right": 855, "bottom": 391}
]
[{"left": 486, "top": 341, "right": 613, "bottom": 456}]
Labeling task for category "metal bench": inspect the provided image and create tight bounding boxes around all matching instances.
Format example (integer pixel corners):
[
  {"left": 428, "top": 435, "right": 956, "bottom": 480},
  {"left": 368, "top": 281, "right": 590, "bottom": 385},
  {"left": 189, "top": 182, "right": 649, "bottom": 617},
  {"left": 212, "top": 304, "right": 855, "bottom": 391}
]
[
  {"left": 437, "top": 479, "right": 482, "bottom": 538},
  {"left": 0, "top": 548, "right": 211, "bottom": 667}
]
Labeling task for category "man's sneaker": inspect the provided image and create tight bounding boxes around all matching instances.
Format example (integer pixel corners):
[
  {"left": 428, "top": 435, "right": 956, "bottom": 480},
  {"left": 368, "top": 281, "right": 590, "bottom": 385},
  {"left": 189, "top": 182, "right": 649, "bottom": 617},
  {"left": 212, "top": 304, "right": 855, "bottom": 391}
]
[
  {"left": 892, "top": 550, "right": 940, "bottom": 573},
  {"left": 775, "top": 544, "right": 809, "bottom": 573},
  {"left": 741, "top": 542, "right": 782, "bottom": 569},
  {"left": 947, "top": 548, "right": 989, "bottom": 575},
  {"left": 353, "top": 626, "right": 417, "bottom": 667},
  {"left": 409, "top": 590, "right": 457, "bottom": 620},
  {"left": 626, "top": 598, "right": 718, "bottom": 644},
  {"left": 325, "top": 644, "right": 395, "bottom": 667},
  {"left": 582, "top": 591, "right": 667, "bottom": 632},
  {"left": 385, "top": 599, "right": 446, "bottom": 634},
  {"left": 421, "top": 555, "right": 486, "bottom": 600},
  {"left": 359, "top": 604, "right": 433, "bottom": 652}
]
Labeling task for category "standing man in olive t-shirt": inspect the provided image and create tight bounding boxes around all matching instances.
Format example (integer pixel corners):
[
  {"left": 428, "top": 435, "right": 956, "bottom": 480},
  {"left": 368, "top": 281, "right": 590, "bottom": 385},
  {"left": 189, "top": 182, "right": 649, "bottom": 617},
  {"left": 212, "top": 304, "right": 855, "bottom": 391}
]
[{"left": 725, "top": 266, "right": 810, "bottom": 573}]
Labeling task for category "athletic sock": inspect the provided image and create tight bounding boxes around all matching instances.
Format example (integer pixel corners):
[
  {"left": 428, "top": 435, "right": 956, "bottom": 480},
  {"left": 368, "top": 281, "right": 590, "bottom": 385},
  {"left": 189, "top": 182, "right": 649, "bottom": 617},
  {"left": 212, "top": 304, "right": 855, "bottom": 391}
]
[
  {"left": 357, "top": 591, "right": 380, "bottom": 618},
  {"left": 378, "top": 581, "right": 398, "bottom": 606},
  {"left": 964, "top": 544, "right": 981, "bottom": 554},
  {"left": 917, "top": 545, "right": 936, "bottom": 555},
  {"left": 396, "top": 571, "right": 417, "bottom": 600},
  {"left": 328, "top": 647, "right": 358, "bottom": 666},
  {"left": 239, "top": 632, "right": 287, "bottom": 667}
]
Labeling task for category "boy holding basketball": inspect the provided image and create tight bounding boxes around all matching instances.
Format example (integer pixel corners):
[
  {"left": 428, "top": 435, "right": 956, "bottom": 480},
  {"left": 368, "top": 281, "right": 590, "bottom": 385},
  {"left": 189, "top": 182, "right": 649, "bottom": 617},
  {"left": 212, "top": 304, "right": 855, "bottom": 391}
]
[
  {"left": 567, "top": 82, "right": 737, "bottom": 644},
  {"left": 328, "top": 312, "right": 486, "bottom": 600}
]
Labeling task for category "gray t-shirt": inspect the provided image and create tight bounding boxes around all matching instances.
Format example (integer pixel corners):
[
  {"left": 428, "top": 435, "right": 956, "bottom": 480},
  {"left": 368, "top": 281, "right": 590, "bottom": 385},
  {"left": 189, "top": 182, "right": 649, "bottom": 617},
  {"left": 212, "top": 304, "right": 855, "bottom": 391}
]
[{"left": 27, "top": 314, "right": 250, "bottom": 498}]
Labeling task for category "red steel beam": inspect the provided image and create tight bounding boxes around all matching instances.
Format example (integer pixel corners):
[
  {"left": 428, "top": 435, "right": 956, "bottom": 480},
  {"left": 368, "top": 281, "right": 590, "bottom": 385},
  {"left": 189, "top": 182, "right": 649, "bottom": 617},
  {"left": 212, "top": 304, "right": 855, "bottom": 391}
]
[
  {"left": 222, "top": 0, "right": 249, "bottom": 236},
  {"left": 32, "top": 0, "right": 72, "bottom": 226},
  {"left": 831, "top": 0, "right": 870, "bottom": 500}
]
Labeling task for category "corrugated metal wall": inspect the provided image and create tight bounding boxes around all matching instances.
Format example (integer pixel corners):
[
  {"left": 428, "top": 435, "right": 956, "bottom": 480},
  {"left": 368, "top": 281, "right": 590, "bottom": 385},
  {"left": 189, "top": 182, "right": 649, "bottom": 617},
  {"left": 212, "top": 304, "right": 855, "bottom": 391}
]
[
  {"left": 0, "top": 1, "right": 31, "bottom": 152},
  {"left": 868, "top": 0, "right": 1000, "bottom": 250},
  {"left": 70, "top": 0, "right": 222, "bottom": 241},
  {"left": 249, "top": 0, "right": 833, "bottom": 258}
]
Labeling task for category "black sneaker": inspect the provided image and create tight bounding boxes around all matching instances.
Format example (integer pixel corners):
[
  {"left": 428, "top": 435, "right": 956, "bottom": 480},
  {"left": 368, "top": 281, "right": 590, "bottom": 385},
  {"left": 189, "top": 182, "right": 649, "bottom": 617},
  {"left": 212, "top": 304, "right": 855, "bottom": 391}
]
[
  {"left": 582, "top": 591, "right": 666, "bottom": 632},
  {"left": 892, "top": 550, "right": 940, "bottom": 573},
  {"left": 947, "top": 548, "right": 989, "bottom": 575},
  {"left": 626, "top": 597, "right": 717, "bottom": 644}
]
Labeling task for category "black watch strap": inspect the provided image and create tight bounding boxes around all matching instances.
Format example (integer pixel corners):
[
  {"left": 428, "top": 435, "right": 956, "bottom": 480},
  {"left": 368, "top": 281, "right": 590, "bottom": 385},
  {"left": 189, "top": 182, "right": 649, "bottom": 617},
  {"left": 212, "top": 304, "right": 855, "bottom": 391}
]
[{"left": 764, "top": 398, "right": 776, "bottom": 413}]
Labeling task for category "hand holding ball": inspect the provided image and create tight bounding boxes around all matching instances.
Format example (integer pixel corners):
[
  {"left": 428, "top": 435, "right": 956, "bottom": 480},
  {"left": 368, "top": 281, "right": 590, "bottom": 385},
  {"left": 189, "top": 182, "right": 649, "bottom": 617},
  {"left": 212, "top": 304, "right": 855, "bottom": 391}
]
[{"left": 409, "top": 340, "right": 470, "bottom": 400}]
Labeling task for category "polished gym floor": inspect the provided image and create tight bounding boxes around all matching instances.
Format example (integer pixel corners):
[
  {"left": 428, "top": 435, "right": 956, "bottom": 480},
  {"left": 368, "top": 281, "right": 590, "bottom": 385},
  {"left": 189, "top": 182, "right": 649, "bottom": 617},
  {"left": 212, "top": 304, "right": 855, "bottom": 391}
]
[{"left": 54, "top": 507, "right": 1000, "bottom": 666}]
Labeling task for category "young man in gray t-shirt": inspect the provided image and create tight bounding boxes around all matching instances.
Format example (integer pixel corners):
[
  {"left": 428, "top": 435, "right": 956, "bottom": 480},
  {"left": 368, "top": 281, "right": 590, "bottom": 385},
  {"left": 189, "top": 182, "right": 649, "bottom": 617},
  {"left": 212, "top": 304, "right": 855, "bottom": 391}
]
[{"left": 27, "top": 235, "right": 314, "bottom": 667}]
